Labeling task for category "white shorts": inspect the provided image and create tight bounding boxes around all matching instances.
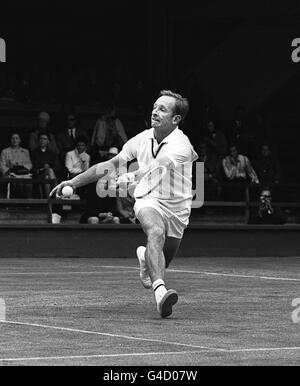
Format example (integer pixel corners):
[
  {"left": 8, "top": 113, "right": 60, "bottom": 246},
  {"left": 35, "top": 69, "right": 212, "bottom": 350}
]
[{"left": 134, "top": 198, "right": 191, "bottom": 239}]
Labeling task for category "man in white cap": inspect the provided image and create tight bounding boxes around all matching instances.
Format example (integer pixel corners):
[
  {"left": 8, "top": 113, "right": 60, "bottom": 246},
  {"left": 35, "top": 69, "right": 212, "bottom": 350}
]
[{"left": 28, "top": 111, "right": 59, "bottom": 154}]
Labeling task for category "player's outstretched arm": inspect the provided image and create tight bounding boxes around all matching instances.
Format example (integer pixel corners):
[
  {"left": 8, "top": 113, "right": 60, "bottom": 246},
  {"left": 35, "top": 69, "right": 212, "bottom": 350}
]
[{"left": 50, "top": 155, "right": 121, "bottom": 198}]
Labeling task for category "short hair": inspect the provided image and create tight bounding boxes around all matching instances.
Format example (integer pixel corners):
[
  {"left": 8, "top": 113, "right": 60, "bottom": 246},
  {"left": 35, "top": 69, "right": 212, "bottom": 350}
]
[
  {"left": 38, "top": 111, "right": 50, "bottom": 122},
  {"left": 260, "top": 188, "right": 272, "bottom": 197},
  {"left": 75, "top": 136, "right": 88, "bottom": 145},
  {"left": 159, "top": 90, "right": 189, "bottom": 122},
  {"left": 67, "top": 113, "right": 76, "bottom": 121},
  {"left": 38, "top": 131, "right": 50, "bottom": 141},
  {"left": 11, "top": 133, "right": 21, "bottom": 139}
]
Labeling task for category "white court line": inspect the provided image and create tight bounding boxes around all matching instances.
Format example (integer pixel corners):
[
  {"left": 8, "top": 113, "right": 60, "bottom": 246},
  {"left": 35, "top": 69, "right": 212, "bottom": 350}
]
[
  {"left": 228, "top": 346, "right": 300, "bottom": 353},
  {"left": 97, "top": 265, "right": 300, "bottom": 282},
  {"left": 0, "top": 320, "right": 227, "bottom": 352},
  {"left": 1, "top": 346, "right": 300, "bottom": 362},
  {"left": 1, "top": 266, "right": 299, "bottom": 282},
  {"left": 0, "top": 270, "right": 136, "bottom": 276},
  {"left": 1, "top": 320, "right": 299, "bottom": 358},
  {"left": 0, "top": 350, "right": 209, "bottom": 362}
]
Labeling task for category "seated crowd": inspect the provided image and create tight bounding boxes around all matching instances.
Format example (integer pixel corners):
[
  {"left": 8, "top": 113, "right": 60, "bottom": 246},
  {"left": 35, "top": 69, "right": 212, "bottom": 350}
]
[
  {"left": 196, "top": 111, "right": 283, "bottom": 203},
  {"left": 0, "top": 106, "right": 136, "bottom": 224},
  {"left": 0, "top": 100, "right": 294, "bottom": 225}
]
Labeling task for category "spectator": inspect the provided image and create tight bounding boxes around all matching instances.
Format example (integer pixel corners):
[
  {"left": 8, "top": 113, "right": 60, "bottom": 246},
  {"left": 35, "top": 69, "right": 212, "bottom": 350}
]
[
  {"left": 222, "top": 145, "right": 259, "bottom": 200},
  {"left": 0, "top": 133, "right": 32, "bottom": 176},
  {"left": 57, "top": 113, "right": 89, "bottom": 162},
  {"left": 198, "top": 142, "right": 222, "bottom": 200},
  {"left": 97, "top": 146, "right": 120, "bottom": 223},
  {"left": 65, "top": 136, "right": 90, "bottom": 178},
  {"left": 198, "top": 143, "right": 222, "bottom": 182},
  {"left": 81, "top": 147, "right": 120, "bottom": 224},
  {"left": 28, "top": 111, "right": 59, "bottom": 154},
  {"left": 203, "top": 120, "right": 228, "bottom": 158},
  {"left": 116, "top": 196, "right": 136, "bottom": 223},
  {"left": 226, "top": 106, "right": 254, "bottom": 155},
  {"left": 91, "top": 103, "right": 128, "bottom": 163},
  {"left": 0, "top": 133, "right": 32, "bottom": 198},
  {"left": 65, "top": 136, "right": 90, "bottom": 199},
  {"left": 223, "top": 145, "right": 259, "bottom": 184},
  {"left": 31, "top": 132, "right": 61, "bottom": 197},
  {"left": 248, "top": 188, "right": 287, "bottom": 225},
  {"left": 253, "top": 144, "right": 281, "bottom": 186},
  {"left": 16, "top": 72, "right": 33, "bottom": 103}
]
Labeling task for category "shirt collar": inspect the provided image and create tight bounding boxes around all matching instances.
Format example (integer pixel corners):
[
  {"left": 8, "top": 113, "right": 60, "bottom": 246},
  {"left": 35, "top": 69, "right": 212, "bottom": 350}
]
[{"left": 147, "top": 127, "right": 180, "bottom": 143}]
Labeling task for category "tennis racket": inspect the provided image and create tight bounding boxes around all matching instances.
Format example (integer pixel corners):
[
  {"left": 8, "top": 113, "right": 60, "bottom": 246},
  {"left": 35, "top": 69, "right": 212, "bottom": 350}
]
[
  {"left": 49, "top": 185, "right": 59, "bottom": 198},
  {"left": 134, "top": 165, "right": 167, "bottom": 199}
]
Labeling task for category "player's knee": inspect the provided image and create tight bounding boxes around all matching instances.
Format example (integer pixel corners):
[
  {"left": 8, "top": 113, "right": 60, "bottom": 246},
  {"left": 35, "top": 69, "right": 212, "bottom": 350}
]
[{"left": 148, "top": 225, "right": 165, "bottom": 244}]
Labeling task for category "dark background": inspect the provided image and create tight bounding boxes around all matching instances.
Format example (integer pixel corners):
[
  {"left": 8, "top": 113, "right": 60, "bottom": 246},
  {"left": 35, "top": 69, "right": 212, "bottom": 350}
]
[{"left": 1, "top": 0, "right": 300, "bottom": 182}]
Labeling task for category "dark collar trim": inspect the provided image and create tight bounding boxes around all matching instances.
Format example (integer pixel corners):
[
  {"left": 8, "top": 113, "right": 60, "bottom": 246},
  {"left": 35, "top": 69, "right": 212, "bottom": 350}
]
[{"left": 151, "top": 138, "right": 167, "bottom": 159}]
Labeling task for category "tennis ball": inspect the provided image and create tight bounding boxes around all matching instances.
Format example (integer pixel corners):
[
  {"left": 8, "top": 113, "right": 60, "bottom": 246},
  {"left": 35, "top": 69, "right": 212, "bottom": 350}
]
[{"left": 62, "top": 185, "right": 73, "bottom": 197}]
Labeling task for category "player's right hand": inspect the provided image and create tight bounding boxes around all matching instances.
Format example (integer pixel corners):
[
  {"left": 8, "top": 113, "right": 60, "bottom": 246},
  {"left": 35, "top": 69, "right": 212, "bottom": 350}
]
[{"left": 49, "top": 181, "right": 75, "bottom": 199}]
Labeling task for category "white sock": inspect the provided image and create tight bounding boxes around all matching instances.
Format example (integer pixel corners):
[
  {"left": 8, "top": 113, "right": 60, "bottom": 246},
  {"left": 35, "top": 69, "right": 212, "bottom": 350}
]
[{"left": 152, "top": 279, "right": 167, "bottom": 304}]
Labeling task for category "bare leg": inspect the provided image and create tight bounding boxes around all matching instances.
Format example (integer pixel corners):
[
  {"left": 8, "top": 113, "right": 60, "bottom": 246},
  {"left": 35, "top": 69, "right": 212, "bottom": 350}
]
[
  {"left": 137, "top": 207, "right": 178, "bottom": 317},
  {"left": 138, "top": 207, "right": 166, "bottom": 282}
]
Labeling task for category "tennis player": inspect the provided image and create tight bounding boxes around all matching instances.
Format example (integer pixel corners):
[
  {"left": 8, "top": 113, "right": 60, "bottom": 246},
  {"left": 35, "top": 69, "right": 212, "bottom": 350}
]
[{"left": 52, "top": 90, "right": 198, "bottom": 318}]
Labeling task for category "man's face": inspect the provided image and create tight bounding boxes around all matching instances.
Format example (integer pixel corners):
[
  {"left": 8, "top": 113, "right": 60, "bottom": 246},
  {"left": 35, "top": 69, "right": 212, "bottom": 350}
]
[
  {"left": 76, "top": 142, "right": 86, "bottom": 154},
  {"left": 207, "top": 121, "right": 215, "bottom": 132},
  {"left": 11, "top": 134, "right": 21, "bottom": 147},
  {"left": 39, "top": 135, "right": 49, "bottom": 148},
  {"left": 261, "top": 146, "right": 270, "bottom": 157},
  {"left": 260, "top": 190, "right": 272, "bottom": 204},
  {"left": 105, "top": 106, "right": 116, "bottom": 117},
  {"left": 230, "top": 146, "right": 238, "bottom": 158},
  {"left": 38, "top": 118, "right": 48, "bottom": 130},
  {"left": 67, "top": 115, "right": 76, "bottom": 129},
  {"left": 151, "top": 96, "right": 179, "bottom": 130}
]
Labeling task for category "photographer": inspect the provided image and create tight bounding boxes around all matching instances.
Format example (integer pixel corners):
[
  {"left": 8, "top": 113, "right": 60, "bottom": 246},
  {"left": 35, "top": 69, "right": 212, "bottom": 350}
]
[{"left": 248, "top": 188, "right": 287, "bottom": 225}]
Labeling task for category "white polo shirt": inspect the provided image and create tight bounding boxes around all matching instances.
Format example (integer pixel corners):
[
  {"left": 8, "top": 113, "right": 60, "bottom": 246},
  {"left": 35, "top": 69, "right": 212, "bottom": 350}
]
[{"left": 119, "top": 127, "right": 198, "bottom": 214}]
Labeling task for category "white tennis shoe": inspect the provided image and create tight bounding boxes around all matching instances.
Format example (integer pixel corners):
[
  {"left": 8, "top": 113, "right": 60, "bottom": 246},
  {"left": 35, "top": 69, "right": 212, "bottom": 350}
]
[
  {"left": 136, "top": 246, "right": 152, "bottom": 289},
  {"left": 157, "top": 289, "right": 178, "bottom": 318}
]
